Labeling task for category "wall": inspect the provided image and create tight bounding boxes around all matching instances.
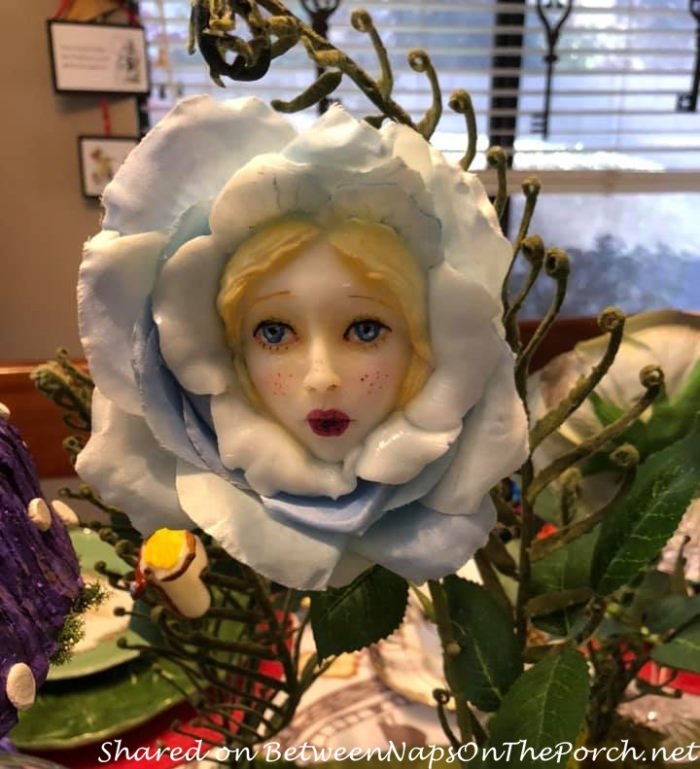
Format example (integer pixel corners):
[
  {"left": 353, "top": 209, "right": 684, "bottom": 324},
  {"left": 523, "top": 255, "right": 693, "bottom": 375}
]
[{"left": 0, "top": 0, "right": 138, "bottom": 360}]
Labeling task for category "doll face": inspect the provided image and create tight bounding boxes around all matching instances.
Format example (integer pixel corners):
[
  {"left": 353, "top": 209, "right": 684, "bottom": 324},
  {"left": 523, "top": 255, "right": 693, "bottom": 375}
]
[{"left": 240, "top": 239, "right": 413, "bottom": 464}]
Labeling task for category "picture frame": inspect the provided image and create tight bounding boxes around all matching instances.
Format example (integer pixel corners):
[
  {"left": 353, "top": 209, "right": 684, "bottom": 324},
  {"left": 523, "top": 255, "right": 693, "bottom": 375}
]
[
  {"left": 47, "top": 20, "right": 150, "bottom": 96},
  {"left": 78, "top": 135, "right": 139, "bottom": 199}
]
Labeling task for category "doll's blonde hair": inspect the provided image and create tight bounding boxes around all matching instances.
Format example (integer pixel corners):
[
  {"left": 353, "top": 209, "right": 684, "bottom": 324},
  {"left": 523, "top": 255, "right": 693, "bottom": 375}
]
[{"left": 216, "top": 217, "right": 432, "bottom": 408}]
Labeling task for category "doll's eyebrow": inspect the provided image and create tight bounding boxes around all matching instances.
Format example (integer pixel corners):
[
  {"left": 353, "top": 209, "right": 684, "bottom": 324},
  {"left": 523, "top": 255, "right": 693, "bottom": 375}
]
[
  {"left": 347, "top": 294, "right": 392, "bottom": 308},
  {"left": 250, "top": 290, "right": 291, "bottom": 306}
]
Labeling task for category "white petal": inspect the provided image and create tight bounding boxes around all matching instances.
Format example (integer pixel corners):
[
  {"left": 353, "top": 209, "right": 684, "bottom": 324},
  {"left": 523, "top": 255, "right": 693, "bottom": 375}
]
[
  {"left": 152, "top": 235, "right": 231, "bottom": 395},
  {"left": 385, "top": 121, "right": 510, "bottom": 301},
  {"left": 327, "top": 551, "right": 375, "bottom": 587},
  {"left": 79, "top": 229, "right": 168, "bottom": 415},
  {"left": 422, "top": 343, "right": 529, "bottom": 515},
  {"left": 76, "top": 389, "right": 192, "bottom": 534},
  {"left": 576, "top": 310, "right": 700, "bottom": 404},
  {"left": 383, "top": 122, "right": 436, "bottom": 185},
  {"left": 102, "top": 96, "right": 297, "bottom": 234},
  {"left": 211, "top": 385, "right": 356, "bottom": 498},
  {"left": 327, "top": 160, "right": 442, "bottom": 271},
  {"left": 432, "top": 157, "right": 511, "bottom": 301},
  {"left": 176, "top": 461, "right": 348, "bottom": 590},
  {"left": 355, "top": 412, "right": 461, "bottom": 485},
  {"left": 283, "top": 104, "right": 386, "bottom": 170},
  {"left": 405, "top": 263, "right": 502, "bottom": 430},
  {"left": 209, "top": 154, "right": 329, "bottom": 251}
]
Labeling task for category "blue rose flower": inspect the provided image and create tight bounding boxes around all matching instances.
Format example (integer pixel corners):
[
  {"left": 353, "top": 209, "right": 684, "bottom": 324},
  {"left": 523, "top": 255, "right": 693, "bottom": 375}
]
[{"left": 77, "top": 96, "right": 528, "bottom": 589}]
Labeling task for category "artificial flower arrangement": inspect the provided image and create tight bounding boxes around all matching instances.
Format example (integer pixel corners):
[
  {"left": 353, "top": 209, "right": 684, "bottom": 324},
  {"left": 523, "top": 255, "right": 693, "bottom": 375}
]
[{"left": 24, "top": 0, "right": 700, "bottom": 763}]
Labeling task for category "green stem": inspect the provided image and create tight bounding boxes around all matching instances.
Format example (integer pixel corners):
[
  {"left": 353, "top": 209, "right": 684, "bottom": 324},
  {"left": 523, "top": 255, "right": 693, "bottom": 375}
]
[
  {"left": 527, "top": 369, "right": 662, "bottom": 504},
  {"left": 487, "top": 147, "right": 508, "bottom": 220},
  {"left": 428, "top": 580, "right": 473, "bottom": 745},
  {"left": 529, "top": 307, "right": 626, "bottom": 450},
  {"left": 515, "top": 458, "right": 536, "bottom": 646}
]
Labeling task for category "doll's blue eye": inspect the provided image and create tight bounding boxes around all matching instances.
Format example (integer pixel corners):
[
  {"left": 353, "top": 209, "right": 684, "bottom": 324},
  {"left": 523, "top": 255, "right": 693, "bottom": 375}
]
[
  {"left": 345, "top": 319, "right": 388, "bottom": 344},
  {"left": 255, "top": 321, "right": 293, "bottom": 346}
]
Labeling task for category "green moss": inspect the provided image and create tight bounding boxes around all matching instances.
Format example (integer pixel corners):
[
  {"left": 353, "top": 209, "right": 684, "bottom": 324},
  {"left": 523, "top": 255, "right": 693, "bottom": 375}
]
[{"left": 50, "top": 581, "right": 108, "bottom": 665}]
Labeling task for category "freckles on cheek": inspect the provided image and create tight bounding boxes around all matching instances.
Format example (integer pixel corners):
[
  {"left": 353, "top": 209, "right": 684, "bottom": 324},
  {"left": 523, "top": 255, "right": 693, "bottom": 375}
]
[
  {"left": 359, "top": 369, "right": 391, "bottom": 395},
  {"left": 259, "top": 369, "right": 291, "bottom": 397}
]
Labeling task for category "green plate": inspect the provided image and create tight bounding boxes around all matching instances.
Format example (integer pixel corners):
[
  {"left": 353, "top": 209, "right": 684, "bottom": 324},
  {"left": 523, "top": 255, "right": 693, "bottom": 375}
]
[
  {"left": 11, "top": 658, "right": 195, "bottom": 750},
  {"left": 48, "top": 528, "right": 141, "bottom": 681}
]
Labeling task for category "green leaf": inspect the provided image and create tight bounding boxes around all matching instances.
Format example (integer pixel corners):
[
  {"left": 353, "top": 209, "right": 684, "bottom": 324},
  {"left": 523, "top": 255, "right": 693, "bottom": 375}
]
[
  {"left": 645, "top": 360, "right": 700, "bottom": 455},
  {"left": 443, "top": 577, "right": 522, "bottom": 712},
  {"left": 618, "top": 569, "right": 672, "bottom": 629},
  {"left": 591, "top": 424, "right": 700, "bottom": 596},
  {"left": 589, "top": 391, "right": 625, "bottom": 427},
  {"left": 646, "top": 594, "right": 700, "bottom": 635},
  {"left": 532, "top": 483, "right": 561, "bottom": 525},
  {"left": 650, "top": 620, "right": 700, "bottom": 674},
  {"left": 530, "top": 528, "right": 598, "bottom": 636},
  {"left": 483, "top": 649, "right": 590, "bottom": 769},
  {"left": 309, "top": 566, "right": 408, "bottom": 660}
]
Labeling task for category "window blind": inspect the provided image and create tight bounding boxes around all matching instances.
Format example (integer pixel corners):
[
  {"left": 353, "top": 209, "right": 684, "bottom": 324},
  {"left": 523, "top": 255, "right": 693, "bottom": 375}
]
[{"left": 140, "top": 0, "right": 700, "bottom": 192}]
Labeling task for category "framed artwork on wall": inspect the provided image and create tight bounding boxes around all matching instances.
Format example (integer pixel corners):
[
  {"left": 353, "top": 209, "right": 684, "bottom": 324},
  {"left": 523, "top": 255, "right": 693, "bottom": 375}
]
[
  {"left": 48, "top": 20, "right": 150, "bottom": 95},
  {"left": 78, "top": 135, "right": 138, "bottom": 198}
]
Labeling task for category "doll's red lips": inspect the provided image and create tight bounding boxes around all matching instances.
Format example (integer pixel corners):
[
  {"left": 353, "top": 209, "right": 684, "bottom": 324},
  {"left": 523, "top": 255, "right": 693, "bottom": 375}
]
[{"left": 307, "top": 409, "right": 350, "bottom": 436}]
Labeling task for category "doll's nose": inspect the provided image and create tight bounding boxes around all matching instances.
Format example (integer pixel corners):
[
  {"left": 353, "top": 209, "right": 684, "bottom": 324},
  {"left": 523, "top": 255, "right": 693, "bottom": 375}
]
[{"left": 303, "top": 344, "right": 341, "bottom": 392}]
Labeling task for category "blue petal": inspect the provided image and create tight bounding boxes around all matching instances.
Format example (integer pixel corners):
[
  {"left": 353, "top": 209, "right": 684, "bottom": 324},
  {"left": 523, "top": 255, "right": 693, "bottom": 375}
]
[
  {"left": 348, "top": 497, "right": 496, "bottom": 583},
  {"left": 177, "top": 461, "right": 348, "bottom": 590},
  {"left": 262, "top": 480, "right": 391, "bottom": 535},
  {"left": 158, "top": 199, "right": 213, "bottom": 265},
  {"left": 134, "top": 301, "right": 244, "bottom": 485},
  {"left": 79, "top": 229, "right": 168, "bottom": 415}
]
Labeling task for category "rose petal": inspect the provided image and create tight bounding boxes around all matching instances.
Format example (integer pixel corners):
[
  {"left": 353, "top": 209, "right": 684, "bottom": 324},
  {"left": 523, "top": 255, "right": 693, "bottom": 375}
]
[
  {"left": 152, "top": 235, "right": 231, "bottom": 395},
  {"left": 211, "top": 385, "right": 356, "bottom": 498},
  {"left": 79, "top": 229, "right": 168, "bottom": 415},
  {"left": 103, "top": 96, "right": 297, "bottom": 234},
  {"left": 176, "top": 461, "right": 348, "bottom": 590},
  {"left": 262, "top": 480, "right": 391, "bottom": 536},
  {"left": 405, "top": 263, "right": 502, "bottom": 430},
  {"left": 327, "top": 551, "right": 375, "bottom": 587},
  {"left": 430, "top": 157, "right": 512, "bottom": 303},
  {"left": 283, "top": 104, "right": 386, "bottom": 170},
  {"left": 348, "top": 496, "right": 496, "bottom": 583},
  {"left": 422, "top": 342, "right": 529, "bottom": 515},
  {"left": 209, "top": 154, "right": 329, "bottom": 250},
  {"left": 385, "top": 122, "right": 511, "bottom": 302},
  {"left": 355, "top": 411, "right": 461, "bottom": 485},
  {"left": 576, "top": 311, "right": 700, "bottom": 405},
  {"left": 76, "top": 389, "right": 191, "bottom": 533}
]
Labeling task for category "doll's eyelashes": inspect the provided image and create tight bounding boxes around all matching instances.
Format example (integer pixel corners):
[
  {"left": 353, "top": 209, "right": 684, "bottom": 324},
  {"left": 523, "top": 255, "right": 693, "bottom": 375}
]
[
  {"left": 344, "top": 319, "right": 390, "bottom": 344},
  {"left": 254, "top": 320, "right": 296, "bottom": 347}
]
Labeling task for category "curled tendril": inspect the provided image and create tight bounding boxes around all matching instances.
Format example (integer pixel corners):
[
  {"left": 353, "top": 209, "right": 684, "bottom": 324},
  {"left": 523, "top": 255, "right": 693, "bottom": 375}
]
[
  {"left": 544, "top": 247, "right": 570, "bottom": 279},
  {"left": 598, "top": 306, "right": 625, "bottom": 333},
  {"left": 408, "top": 49, "right": 442, "bottom": 139},
  {"left": 351, "top": 9, "right": 393, "bottom": 100},
  {"left": 448, "top": 89, "right": 477, "bottom": 171},
  {"left": 610, "top": 443, "right": 640, "bottom": 469},
  {"left": 271, "top": 70, "right": 343, "bottom": 112},
  {"left": 522, "top": 235, "right": 545, "bottom": 267},
  {"left": 522, "top": 176, "right": 541, "bottom": 197},
  {"left": 350, "top": 8, "right": 372, "bottom": 32},
  {"left": 640, "top": 364, "right": 664, "bottom": 390}
]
